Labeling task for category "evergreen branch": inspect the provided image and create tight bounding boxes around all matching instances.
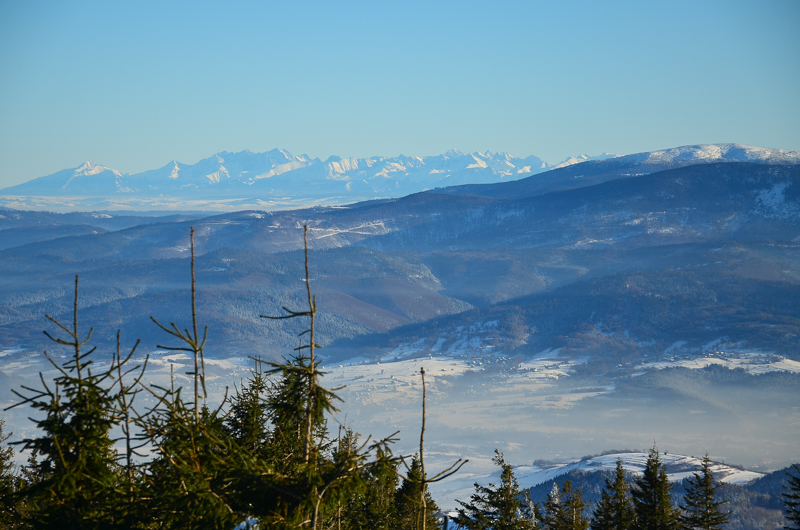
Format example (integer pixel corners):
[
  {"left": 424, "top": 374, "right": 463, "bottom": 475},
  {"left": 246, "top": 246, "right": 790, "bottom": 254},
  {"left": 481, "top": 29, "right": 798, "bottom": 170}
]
[
  {"left": 199, "top": 326, "right": 208, "bottom": 399},
  {"left": 210, "top": 386, "right": 230, "bottom": 417},
  {"left": 260, "top": 307, "right": 314, "bottom": 319},
  {"left": 426, "top": 459, "right": 468, "bottom": 483},
  {"left": 42, "top": 331, "right": 77, "bottom": 346},
  {"left": 127, "top": 356, "right": 150, "bottom": 388},
  {"left": 52, "top": 435, "right": 69, "bottom": 471},
  {"left": 77, "top": 327, "right": 94, "bottom": 346},
  {"left": 155, "top": 345, "right": 196, "bottom": 352},
  {"left": 41, "top": 351, "right": 70, "bottom": 377},
  {"left": 44, "top": 315, "right": 77, "bottom": 338},
  {"left": 293, "top": 343, "right": 324, "bottom": 352},
  {"left": 6, "top": 390, "right": 45, "bottom": 410},
  {"left": 150, "top": 316, "right": 189, "bottom": 341},
  {"left": 77, "top": 346, "right": 97, "bottom": 359},
  {"left": 199, "top": 326, "right": 208, "bottom": 351},
  {"left": 118, "top": 338, "right": 141, "bottom": 365}
]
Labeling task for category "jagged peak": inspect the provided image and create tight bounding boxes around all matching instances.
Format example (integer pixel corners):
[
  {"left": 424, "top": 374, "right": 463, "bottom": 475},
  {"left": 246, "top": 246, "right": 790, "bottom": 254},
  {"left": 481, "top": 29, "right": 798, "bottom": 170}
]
[{"left": 73, "top": 161, "right": 123, "bottom": 178}]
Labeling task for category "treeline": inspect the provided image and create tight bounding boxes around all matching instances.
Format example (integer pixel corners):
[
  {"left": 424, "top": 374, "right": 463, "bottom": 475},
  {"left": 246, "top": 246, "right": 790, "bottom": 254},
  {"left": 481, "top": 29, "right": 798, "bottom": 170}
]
[{"left": 527, "top": 463, "right": 799, "bottom": 530}]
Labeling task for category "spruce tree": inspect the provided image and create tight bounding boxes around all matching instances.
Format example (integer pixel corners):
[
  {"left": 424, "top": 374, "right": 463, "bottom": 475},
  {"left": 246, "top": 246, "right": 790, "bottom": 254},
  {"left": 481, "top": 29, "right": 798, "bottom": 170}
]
[
  {"left": 9, "top": 276, "right": 129, "bottom": 530},
  {"left": 591, "top": 459, "right": 636, "bottom": 530},
  {"left": 111, "top": 330, "right": 148, "bottom": 530},
  {"left": 631, "top": 447, "right": 680, "bottom": 530},
  {"left": 141, "top": 227, "right": 245, "bottom": 529},
  {"left": 540, "top": 480, "right": 589, "bottom": 530},
  {"left": 339, "top": 445, "right": 399, "bottom": 530},
  {"left": 224, "top": 361, "right": 270, "bottom": 456},
  {"left": 456, "top": 449, "right": 538, "bottom": 530},
  {"left": 226, "top": 350, "right": 343, "bottom": 529},
  {"left": 679, "top": 454, "right": 727, "bottom": 530},
  {"left": 396, "top": 455, "right": 440, "bottom": 530},
  {"left": 541, "top": 482, "right": 563, "bottom": 530},
  {"left": 396, "top": 366, "right": 467, "bottom": 530},
  {"left": 559, "top": 480, "right": 590, "bottom": 530},
  {"left": 784, "top": 464, "right": 800, "bottom": 530},
  {"left": 241, "top": 225, "right": 399, "bottom": 530},
  {"left": 0, "top": 418, "right": 20, "bottom": 528},
  {"left": 139, "top": 386, "right": 245, "bottom": 530}
]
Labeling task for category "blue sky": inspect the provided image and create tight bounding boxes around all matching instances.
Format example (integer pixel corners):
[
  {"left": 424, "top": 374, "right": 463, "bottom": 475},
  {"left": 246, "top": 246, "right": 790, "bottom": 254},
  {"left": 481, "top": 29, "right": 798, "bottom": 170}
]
[{"left": 0, "top": 0, "right": 798, "bottom": 187}]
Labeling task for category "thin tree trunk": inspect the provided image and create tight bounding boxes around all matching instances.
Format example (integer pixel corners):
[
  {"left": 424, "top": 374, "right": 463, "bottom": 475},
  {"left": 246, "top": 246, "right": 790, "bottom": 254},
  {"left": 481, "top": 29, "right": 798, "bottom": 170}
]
[
  {"left": 73, "top": 275, "right": 81, "bottom": 375},
  {"left": 420, "top": 367, "right": 427, "bottom": 530},
  {"left": 190, "top": 227, "right": 200, "bottom": 422},
  {"left": 116, "top": 331, "right": 134, "bottom": 501},
  {"left": 304, "top": 224, "right": 315, "bottom": 463},
  {"left": 304, "top": 225, "right": 321, "bottom": 530}
]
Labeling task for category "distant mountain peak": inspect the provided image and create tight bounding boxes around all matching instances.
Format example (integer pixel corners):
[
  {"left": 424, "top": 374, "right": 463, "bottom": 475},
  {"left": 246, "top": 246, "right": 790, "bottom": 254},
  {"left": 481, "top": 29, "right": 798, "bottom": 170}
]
[
  {"left": 74, "top": 160, "right": 123, "bottom": 178},
  {"left": 553, "top": 152, "right": 623, "bottom": 169}
]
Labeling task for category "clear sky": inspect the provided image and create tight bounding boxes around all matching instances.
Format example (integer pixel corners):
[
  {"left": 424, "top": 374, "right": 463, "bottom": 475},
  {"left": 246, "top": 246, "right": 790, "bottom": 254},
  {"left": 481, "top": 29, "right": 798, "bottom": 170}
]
[{"left": 0, "top": 0, "right": 798, "bottom": 188}]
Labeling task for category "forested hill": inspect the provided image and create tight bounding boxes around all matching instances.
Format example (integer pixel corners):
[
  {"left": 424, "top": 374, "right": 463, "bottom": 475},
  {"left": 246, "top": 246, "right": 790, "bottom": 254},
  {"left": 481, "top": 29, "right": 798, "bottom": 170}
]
[{"left": 0, "top": 161, "right": 798, "bottom": 360}]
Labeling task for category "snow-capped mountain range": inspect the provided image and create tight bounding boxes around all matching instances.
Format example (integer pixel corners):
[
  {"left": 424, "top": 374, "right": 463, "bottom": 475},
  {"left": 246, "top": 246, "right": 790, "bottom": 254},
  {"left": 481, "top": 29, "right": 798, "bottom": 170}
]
[
  {"left": 1, "top": 144, "right": 798, "bottom": 212},
  {"left": 1, "top": 149, "right": 558, "bottom": 200}
]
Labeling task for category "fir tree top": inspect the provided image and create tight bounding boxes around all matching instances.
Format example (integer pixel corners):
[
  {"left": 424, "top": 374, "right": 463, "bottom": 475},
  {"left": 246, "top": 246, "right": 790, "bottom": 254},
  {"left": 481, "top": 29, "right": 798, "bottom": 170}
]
[
  {"left": 631, "top": 446, "right": 680, "bottom": 530},
  {"left": 679, "top": 454, "right": 728, "bottom": 530}
]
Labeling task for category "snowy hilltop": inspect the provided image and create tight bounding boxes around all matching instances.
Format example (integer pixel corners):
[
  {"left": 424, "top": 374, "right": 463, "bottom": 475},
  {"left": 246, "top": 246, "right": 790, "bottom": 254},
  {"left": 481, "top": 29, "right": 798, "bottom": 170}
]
[
  {"left": 512, "top": 452, "right": 764, "bottom": 487},
  {"left": 434, "top": 452, "right": 764, "bottom": 512}
]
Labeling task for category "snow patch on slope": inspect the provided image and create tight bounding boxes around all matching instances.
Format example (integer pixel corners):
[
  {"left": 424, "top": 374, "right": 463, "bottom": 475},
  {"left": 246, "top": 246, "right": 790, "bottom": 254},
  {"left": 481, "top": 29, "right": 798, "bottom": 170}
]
[{"left": 752, "top": 181, "right": 800, "bottom": 219}]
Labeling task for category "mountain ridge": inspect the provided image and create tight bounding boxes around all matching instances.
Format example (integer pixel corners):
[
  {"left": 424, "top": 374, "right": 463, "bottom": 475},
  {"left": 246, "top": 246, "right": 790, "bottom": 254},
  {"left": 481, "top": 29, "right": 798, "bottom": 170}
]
[
  {"left": 2, "top": 161, "right": 798, "bottom": 358},
  {"left": 1, "top": 148, "right": 548, "bottom": 198},
  {"left": 4, "top": 143, "right": 798, "bottom": 213}
]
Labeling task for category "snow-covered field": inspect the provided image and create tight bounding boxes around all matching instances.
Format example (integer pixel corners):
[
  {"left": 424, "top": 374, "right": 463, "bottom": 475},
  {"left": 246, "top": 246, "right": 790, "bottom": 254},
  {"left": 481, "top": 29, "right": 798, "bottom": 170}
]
[{"left": 324, "top": 347, "right": 593, "bottom": 408}]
